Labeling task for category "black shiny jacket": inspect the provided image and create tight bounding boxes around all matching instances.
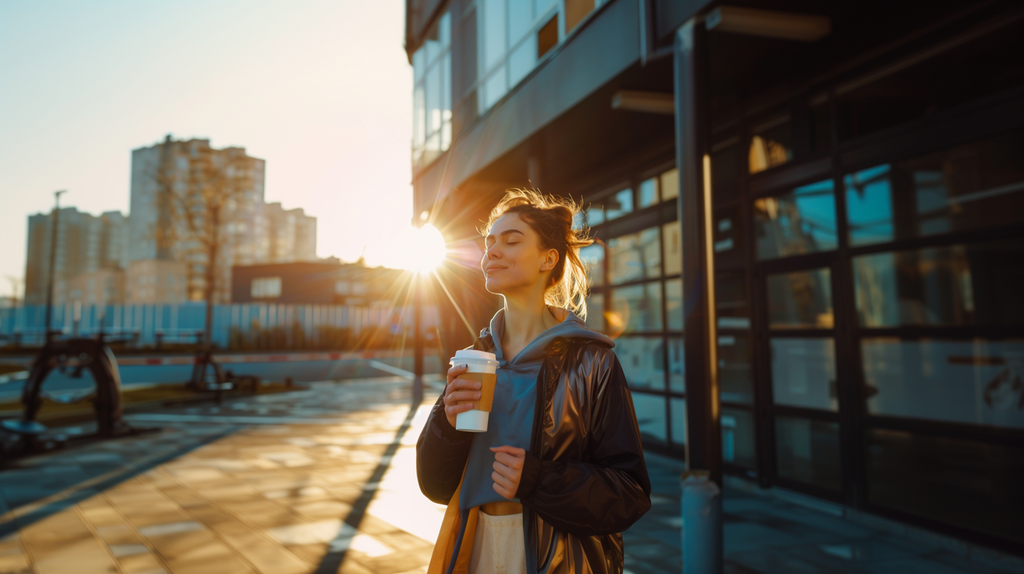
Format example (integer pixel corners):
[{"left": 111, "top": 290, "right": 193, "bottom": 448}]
[{"left": 416, "top": 330, "right": 652, "bottom": 573}]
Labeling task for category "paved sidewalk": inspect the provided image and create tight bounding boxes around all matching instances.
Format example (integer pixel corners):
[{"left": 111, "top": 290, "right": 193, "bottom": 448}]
[{"left": 0, "top": 377, "right": 1019, "bottom": 574}]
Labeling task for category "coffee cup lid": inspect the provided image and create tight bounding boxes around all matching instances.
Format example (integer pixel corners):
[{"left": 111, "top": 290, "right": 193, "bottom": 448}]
[{"left": 453, "top": 349, "right": 497, "bottom": 361}]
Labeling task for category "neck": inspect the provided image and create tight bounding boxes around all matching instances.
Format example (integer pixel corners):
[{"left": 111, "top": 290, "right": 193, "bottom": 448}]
[{"left": 501, "top": 292, "right": 559, "bottom": 348}]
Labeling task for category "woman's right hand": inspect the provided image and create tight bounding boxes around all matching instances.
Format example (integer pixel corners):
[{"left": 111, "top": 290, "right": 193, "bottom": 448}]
[{"left": 444, "top": 364, "right": 482, "bottom": 428}]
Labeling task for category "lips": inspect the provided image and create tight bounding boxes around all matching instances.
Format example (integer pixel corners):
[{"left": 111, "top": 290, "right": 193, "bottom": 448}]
[{"left": 484, "top": 266, "right": 506, "bottom": 274}]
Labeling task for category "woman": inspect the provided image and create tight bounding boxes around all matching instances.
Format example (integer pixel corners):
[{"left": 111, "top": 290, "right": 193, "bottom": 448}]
[{"left": 416, "top": 189, "right": 651, "bottom": 574}]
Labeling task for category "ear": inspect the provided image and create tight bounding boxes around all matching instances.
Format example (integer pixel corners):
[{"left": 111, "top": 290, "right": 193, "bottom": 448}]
[{"left": 540, "top": 248, "right": 559, "bottom": 272}]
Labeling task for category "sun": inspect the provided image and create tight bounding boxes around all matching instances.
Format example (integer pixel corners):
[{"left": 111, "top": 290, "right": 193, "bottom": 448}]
[{"left": 405, "top": 224, "right": 448, "bottom": 273}]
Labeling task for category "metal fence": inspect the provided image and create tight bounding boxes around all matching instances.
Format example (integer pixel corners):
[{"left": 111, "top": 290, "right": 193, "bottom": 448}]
[{"left": 0, "top": 303, "right": 439, "bottom": 350}]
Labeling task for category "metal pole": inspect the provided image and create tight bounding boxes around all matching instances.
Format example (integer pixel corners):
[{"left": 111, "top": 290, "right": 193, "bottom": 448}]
[
  {"left": 673, "top": 18, "right": 723, "bottom": 574},
  {"left": 412, "top": 272, "right": 424, "bottom": 405},
  {"left": 45, "top": 190, "right": 67, "bottom": 343}
]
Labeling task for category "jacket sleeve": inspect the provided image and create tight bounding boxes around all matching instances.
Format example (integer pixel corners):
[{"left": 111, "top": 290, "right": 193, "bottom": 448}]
[
  {"left": 416, "top": 391, "right": 473, "bottom": 505},
  {"left": 516, "top": 350, "right": 652, "bottom": 536}
]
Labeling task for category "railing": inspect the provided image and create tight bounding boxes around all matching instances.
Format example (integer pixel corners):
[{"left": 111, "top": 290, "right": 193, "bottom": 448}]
[{"left": 0, "top": 303, "right": 439, "bottom": 351}]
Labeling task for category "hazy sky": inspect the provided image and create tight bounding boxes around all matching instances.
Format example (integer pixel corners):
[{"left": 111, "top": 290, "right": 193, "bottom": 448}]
[{"left": 0, "top": 0, "right": 414, "bottom": 298}]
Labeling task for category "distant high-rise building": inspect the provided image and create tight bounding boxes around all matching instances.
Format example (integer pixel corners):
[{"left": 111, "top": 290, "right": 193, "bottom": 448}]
[
  {"left": 129, "top": 136, "right": 317, "bottom": 304},
  {"left": 24, "top": 208, "right": 129, "bottom": 305},
  {"left": 261, "top": 202, "right": 318, "bottom": 263},
  {"left": 129, "top": 136, "right": 267, "bottom": 304}
]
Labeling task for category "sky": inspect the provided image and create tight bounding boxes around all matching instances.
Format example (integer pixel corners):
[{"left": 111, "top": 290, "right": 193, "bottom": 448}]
[{"left": 0, "top": 0, "right": 415, "bottom": 298}]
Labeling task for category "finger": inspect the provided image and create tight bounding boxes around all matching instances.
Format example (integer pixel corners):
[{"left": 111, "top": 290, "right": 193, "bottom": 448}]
[
  {"left": 443, "top": 390, "right": 481, "bottom": 406},
  {"left": 446, "top": 403, "right": 475, "bottom": 416},
  {"left": 492, "top": 482, "right": 514, "bottom": 500},
  {"left": 492, "top": 470, "right": 514, "bottom": 490},
  {"left": 489, "top": 446, "right": 526, "bottom": 457},
  {"left": 492, "top": 459, "right": 513, "bottom": 479},
  {"left": 494, "top": 452, "right": 523, "bottom": 470}
]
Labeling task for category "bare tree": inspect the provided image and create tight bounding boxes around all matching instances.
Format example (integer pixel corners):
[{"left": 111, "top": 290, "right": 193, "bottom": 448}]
[{"left": 152, "top": 138, "right": 256, "bottom": 389}]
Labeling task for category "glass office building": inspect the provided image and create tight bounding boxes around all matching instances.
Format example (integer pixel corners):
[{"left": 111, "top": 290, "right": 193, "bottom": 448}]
[{"left": 406, "top": 0, "right": 1024, "bottom": 554}]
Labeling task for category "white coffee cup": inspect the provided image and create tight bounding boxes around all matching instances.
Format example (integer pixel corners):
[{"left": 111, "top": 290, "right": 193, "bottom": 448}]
[{"left": 450, "top": 349, "right": 499, "bottom": 433}]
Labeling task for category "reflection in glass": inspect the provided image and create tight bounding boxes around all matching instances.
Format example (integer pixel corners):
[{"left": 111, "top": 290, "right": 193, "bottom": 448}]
[
  {"left": 771, "top": 338, "right": 837, "bottom": 411},
  {"left": 767, "top": 268, "right": 834, "bottom": 329},
  {"left": 665, "top": 279, "right": 682, "bottom": 331},
  {"left": 854, "top": 239, "right": 1024, "bottom": 327},
  {"left": 482, "top": 0, "right": 506, "bottom": 70},
  {"left": 670, "top": 398, "right": 687, "bottom": 446},
  {"left": 609, "top": 282, "right": 663, "bottom": 333},
  {"left": 866, "top": 429, "right": 1024, "bottom": 545},
  {"left": 586, "top": 294, "right": 604, "bottom": 332},
  {"left": 776, "top": 417, "right": 842, "bottom": 490},
  {"left": 639, "top": 177, "right": 659, "bottom": 208},
  {"left": 661, "top": 169, "right": 679, "bottom": 201},
  {"left": 843, "top": 129, "right": 1024, "bottom": 244},
  {"left": 722, "top": 408, "right": 756, "bottom": 468},
  {"left": 615, "top": 337, "right": 665, "bottom": 391},
  {"left": 713, "top": 205, "right": 744, "bottom": 268},
  {"left": 719, "top": 334, "right": 753, "bottom": 404},
  {"left": 716, "top": 272, "right": 750, "bottom": 330},
  {"left": 508, "top": 0, "right": 532, "bottom": 43},
  {"left": 608, "top": 228, "right": 660, "bottom": 284},
  {"left": 754, "top": 179, "right": 837, "bottom": 260},
  {"left": 862, "top": 338, "right": 1024, "bottom": 429},
  {"left": 668, "top": 337, "right": 684, "bottom": 393},
  {"left": 508, "top": 39, "right": 537, "bottom": 88},
  {"left": 632, "top": 392, "right": 667, "bottom": 443},
  {"left": 579, "top": 244, "right": 604, "bottom": 287},
  {"left": 844, "top": 164, "right": 894, "bottom": 246},
  {"left": 749, "top": 116, "right": 793, "bottom": 174},
  {"left": 481, "top": 65, "right": 508, "bottom": 111},
  {"left": 604, "top": 188, "right": 634, "bottom": 220},
  {"left": 662, "top": 221, "right": 681, "bottom": 276}
]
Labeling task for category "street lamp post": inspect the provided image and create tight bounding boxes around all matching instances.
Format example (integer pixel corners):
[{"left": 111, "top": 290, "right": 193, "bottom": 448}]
[{"left": 44, "top": 190, "right": 67, "bottom": 343}]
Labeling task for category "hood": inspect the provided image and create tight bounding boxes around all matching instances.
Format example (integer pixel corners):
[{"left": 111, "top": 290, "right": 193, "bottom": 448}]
[{"left": 483, "top": 307, "right": 614, "bottom": 367}]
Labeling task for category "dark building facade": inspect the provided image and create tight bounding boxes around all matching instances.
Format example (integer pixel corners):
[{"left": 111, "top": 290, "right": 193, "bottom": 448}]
[
  {"left": 406, "top": 0, "right": 1024, "bottom": 554},
  {"left": 231, "top": 262, "right": 402, "bottom": 306}
]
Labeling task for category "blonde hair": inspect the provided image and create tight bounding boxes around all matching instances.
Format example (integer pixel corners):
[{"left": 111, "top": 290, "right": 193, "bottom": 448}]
[{"left": 481, "top": 189, "right": 594, "bottom": 319}]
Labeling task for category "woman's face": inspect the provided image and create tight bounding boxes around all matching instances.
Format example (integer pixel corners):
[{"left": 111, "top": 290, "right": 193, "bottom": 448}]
[{"left": 481, "top": 213, "right": 557, "bottom": 297}]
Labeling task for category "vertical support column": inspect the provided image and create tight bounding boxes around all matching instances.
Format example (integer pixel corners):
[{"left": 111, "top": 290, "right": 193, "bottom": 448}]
[
  {"left": 674, "top": 18, "right": 723, "bottom": 574},
  {"left": 412, "top": 272, "right": 425, "bottom": 406},
  {"left": 674, "top": 17, "right": 722, "bottom": 486}
]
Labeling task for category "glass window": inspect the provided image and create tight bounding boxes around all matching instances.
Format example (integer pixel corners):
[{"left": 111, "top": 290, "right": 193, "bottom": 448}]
[
  {"left": 585, "top": 203, "right": 604, "bottom": 226},
  {"left": 844, "top": 129, "right": 1024, "bottom": 246},
  {"left": 668, "top": 337, "right": 684, "bottom": 393},
  {"left": 713, "top": 205, "right": 744, "bottom": 268},
  {"left": 537, "top": 13, "right": 559, "bottom": 58},
  {"left": 771, "top": 338, "right": 838, "bottom": 411},
  {"left": 776, "top": 417, "right": 842, "bottom": 490},
  {"left": 579, "top": 244, "right": 604, "bottom": 287},
  {"left": 481, "top": 0, "right": 506, "bottom": 70},
  {"left": 670, "top": 398, "right": 687, "bottom": 446},
  {"left": 754, "top": 179, "right": 837, "bottom": 260},
  {"left": 608, "top": 282, "right": 663, "bottom": 333},
  {"left": 862, "top": 338, "right": 1024, "bottom": 429},
  {"left": 719, "top": 334, "right": 753, "bottom": 404},
  {"left": 722, "top": 408, "right": 756, "bottom": 468},
  {"left": 565, "top": 0, "right": 595, "bottom": 33},
  {"left": 716, "top": 271, "right": 750, "bottom": 330},
  {"left": 615, "top": 336, "right": 665, "bottom": 392},
  {"left": 767, "top": 268, "right": 834, "bottom": 329},
  {"left": 749, "top": 116, "right": 793, "bottom": 174},
  {"left": 602, "top": 188, "right": 633, "bottom": 221},
  {"left": 412, "top": 13, "right": 452, "bottom": 168},
  {"left": 853, "top": 239, "right": 1024, "bottom": 328},
  {"left": 534, "top": 0, "right": 557, "bottom": 18},
  {"left": 660, "top": 168, "right": 679, "bottom": 201},
  {"left": 508, "top": 38, "right": 537, "bottom": 88},
  {"left": 508, "top": 0, "right": 533, "bottom": 44},
  {"left": 585, "top": 293, "right": 604, "bottom": 332},
  {"left": 481, "top": 65, "right": 508, "bottom": 111},
  {"left": 632, "top": 392, "right": 667, "bottom": 444},
  {"left": 866, "top": 429, "right": 1024, "bottom": 546},
  {"left": 251, "top": 277, "right": 282, "bottom": 299},
  {"left": 639, "top": 177, "right": 659, "bottom": 208},
  {"left": 662, "top": 221, "right": 681, "bottom": 276},
  {"left": 608, "top": 227, "right": 660, "bottom": 284},
  {"left": 665, "top": 278, "right": 682, "bottom": 331}
]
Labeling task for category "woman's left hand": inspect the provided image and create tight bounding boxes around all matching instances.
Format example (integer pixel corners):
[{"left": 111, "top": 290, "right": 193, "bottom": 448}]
[{"left": 489, "top": 446, "right": 526, "bottom": 499}]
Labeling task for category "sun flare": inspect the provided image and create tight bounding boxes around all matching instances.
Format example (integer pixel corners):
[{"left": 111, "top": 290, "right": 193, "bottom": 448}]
[{"left": 364, "top": 224, "right": 447, "bottom": 273}]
